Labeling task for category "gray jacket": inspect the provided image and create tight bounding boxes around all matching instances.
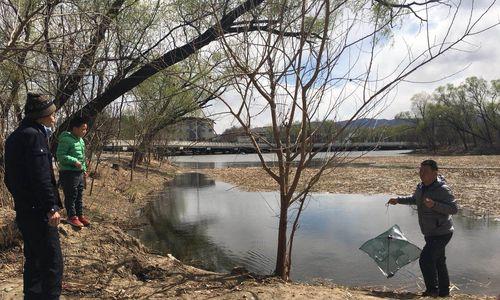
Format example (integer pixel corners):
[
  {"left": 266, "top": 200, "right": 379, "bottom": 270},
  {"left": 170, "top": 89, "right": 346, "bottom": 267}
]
[{"left": 397, "top": 176, "right": 458, "bottom": 237}]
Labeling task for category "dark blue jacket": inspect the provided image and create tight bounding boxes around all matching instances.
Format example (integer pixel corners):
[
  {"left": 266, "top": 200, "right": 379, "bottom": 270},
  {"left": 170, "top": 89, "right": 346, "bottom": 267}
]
[{"left": 4, "top": 119, "right": 61, "bottom": 215}]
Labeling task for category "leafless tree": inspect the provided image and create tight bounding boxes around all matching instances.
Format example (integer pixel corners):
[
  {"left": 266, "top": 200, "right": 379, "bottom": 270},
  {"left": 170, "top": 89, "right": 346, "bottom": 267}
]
[{"left": 215, "top": 0, "right": 498, "bottom": 279}]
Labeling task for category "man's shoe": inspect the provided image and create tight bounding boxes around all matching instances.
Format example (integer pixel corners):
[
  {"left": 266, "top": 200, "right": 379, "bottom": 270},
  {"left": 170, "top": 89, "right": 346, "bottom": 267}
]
[
  {"left": 421, "top": 290, "right": 439, "bottom": 298},
  {"left": 439, "top": 293, "right": 450, "bottom": 298},
  {"left": 68, "top": 216, "right": 84, "bottom": 228},
  {"left": 78, "top": 215, "right": 90, "bottom": 227}
]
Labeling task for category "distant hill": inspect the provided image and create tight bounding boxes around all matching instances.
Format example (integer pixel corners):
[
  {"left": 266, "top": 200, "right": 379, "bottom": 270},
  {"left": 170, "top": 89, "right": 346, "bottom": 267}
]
[{"left": 336, "top": 118, "right": 413, "bottom": 128}]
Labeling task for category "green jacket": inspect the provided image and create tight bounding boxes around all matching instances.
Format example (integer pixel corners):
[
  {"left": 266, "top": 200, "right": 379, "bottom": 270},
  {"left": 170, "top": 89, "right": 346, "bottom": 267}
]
[{"left": 56, "top": 131, "right": 87, "bottom": 172}]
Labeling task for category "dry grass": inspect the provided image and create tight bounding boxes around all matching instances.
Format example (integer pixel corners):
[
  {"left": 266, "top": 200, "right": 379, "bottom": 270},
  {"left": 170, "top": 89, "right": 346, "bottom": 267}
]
[
  {"left": 201, "top": 155, "right": 500, "bottom": 217},
  {"left": 83, "top": 155, "right": 179, "bottom": 224}
]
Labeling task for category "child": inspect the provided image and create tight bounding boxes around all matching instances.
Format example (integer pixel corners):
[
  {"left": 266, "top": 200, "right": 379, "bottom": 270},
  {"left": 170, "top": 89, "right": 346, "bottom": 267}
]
[{"left": 57, "top": 116, "right": 90, "bottom": 227}]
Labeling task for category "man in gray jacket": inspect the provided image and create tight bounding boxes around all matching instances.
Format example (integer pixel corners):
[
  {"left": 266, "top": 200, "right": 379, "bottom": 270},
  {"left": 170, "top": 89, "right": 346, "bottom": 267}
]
[{"left": 387, "top": 159, "right": 458, "bottom": 297}]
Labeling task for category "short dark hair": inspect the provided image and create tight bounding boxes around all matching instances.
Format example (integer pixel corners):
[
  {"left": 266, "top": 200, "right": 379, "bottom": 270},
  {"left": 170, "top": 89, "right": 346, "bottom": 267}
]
[
  {"left": 421, "top": 159, "right": 438, "bottom": 171},
  {"left": 69, "top": 116, "right": 88, "bottom": 129}
]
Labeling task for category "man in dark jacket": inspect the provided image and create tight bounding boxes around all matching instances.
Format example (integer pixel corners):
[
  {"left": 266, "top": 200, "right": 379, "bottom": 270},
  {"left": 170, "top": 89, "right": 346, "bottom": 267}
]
[
  {"left": 4, "top": 93, "right": 63, "bottom": 300},
  {"left": 387, "top": 159, "right": 458, "bottom": 297}
]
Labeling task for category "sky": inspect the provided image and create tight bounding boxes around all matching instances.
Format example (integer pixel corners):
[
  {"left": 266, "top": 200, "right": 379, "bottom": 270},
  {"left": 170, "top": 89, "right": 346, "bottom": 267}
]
[{"left": 205, "top": 1, "right": 500, "bottom": 134}]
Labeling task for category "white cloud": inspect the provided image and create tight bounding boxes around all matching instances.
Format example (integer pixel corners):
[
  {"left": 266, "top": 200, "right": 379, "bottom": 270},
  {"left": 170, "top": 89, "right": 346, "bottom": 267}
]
[
  {"left": 354, "top": 1, "right": 500, "bottom": 119},
  {"left": 206, "top": 1, "right": 500, "bottom": 133}
]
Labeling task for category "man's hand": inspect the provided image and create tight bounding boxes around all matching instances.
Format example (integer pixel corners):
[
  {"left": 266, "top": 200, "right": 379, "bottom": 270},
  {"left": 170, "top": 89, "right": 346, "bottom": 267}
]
[
  {"left": 424, "top": 197, "right": 435, "bottom": 208},
  {"left": 387, "top": 198, "right": 398, "bottom": 205},
  {"left": 47, "top": 211, "right": 61, "bottom": 227},
  {"left": 74, "top": 161, "right": 82, "bottom": 169}
]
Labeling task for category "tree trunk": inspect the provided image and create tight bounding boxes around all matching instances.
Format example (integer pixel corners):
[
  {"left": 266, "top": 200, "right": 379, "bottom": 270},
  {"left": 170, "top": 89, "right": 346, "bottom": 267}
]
[
  {"left": 461, "top": 137, "right": 468, "bottom": 151},
  {"left": 132, "top": 131, "right": 156, "bottom": 168},
  {"left": 457, "top": 130, "right": 468, "bottom": 151},
  {"left": 481, "top": 115, "right": 494, "bottom": 145},
  {"left": 274, "top": 199, "right": 289, "bottom": 280},
  {"left": 471, "top": 134, "right": 477, "bottom": 148},
  {"left": 146, "top": 151, "right": 151, "bottom": 178},
  {"left": 0, "top": 123, "right": 6, "bottom": 208},
  {"left": 131, "top": 150, "right": 145, "bottom": 167},
  {"left": 285, "top": 197, "right": 306, "bottom": 279}
]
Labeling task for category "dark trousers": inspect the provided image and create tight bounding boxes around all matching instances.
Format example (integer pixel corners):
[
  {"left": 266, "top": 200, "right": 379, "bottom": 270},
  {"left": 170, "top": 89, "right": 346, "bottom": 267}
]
[
  {"left": 16, "top": 213, "right": 63, "bottom": 300},
  {"left": 419, "top": 232, "right": 453, "bottom": 296},
  {"left": 59, "top": 170, "right": 84, "bottom": 217}
]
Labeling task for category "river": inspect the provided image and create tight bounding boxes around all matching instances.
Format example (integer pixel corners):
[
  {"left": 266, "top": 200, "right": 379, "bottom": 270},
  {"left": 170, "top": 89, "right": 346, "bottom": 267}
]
[{"left": 132, "top": 171, "right": 500, "bottom": 296}]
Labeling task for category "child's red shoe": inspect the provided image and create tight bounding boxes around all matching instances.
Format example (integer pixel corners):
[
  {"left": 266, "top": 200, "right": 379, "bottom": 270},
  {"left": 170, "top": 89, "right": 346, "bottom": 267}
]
[
  {"left": 68, "top": 216, "right": 84, "bottom": 228},
  {"left": 78, "top": 216, "right": 90, "bottom": 227}
]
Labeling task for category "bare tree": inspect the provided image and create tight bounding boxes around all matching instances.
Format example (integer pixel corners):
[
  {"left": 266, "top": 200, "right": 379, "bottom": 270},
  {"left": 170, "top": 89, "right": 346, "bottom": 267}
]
[
  {"left": 0, "top": 0, "right": 49, "bottom": 64},
  {"left": 128, "top": 60, "right": 226, "bottom": 166},
  {"left": 215, "top": 0, "right": 497, "bottom": 279},
  {"left": 402, "top": 77, "right": 500, "bottom": 151},
  {"left": 56, "top": 0, "right": 270, "bottom": 131},
  {"left": 462, "top": 77, "right": 498, "bottom": 144}
]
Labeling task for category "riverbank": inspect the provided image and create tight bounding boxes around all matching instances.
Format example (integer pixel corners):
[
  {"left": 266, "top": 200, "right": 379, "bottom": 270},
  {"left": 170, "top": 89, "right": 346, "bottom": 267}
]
[
  {"left": 201, "top": 155, "right": 500, "bottom": 217},
  {"left": 0, "top": 155, "right": 498, "bottom": 299}
]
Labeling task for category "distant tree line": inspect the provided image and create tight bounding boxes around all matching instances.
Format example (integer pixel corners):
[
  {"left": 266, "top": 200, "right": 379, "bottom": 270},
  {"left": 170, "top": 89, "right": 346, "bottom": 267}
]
[
  {"left": 397, "top": 77, "right": 499, "bottom": 152},
  {"left": 219, "top": 120, "right": 417, "bottom": 145},
  {"left": 219, "top": 77, "right": 499, "bottom": 153}
]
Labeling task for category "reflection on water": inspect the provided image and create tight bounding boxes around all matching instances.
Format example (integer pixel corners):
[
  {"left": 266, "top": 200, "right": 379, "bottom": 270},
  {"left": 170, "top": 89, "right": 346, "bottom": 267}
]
[
  {"left": 132, "top": 173, "right": 500, "bottom": 295},
  {"left": 171, "top": 150, "right": 412, "bottom": 169},
  {"left": 169, "top": 172, "right": 216, "bottom": 187}
]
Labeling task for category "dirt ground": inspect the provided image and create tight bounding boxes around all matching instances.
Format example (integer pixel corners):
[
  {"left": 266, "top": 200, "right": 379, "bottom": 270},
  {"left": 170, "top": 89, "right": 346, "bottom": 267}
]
[
  {"left": 0, "top": 154, "right": 498, "bottom": 299},
  {"left": 201, "top": 155, "right": 500, "bottom": 217}
]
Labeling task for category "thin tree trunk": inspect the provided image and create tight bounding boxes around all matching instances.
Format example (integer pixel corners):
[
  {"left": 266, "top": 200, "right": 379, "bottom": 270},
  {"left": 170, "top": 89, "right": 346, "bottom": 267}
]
[
  {"left": 480, "top": 114, "right": 494, "bottom": 145},
  {"left": 461, "top": 134, "right": 468, "bottom": 151},
  {"left": 286, "top": 197, "right": 306, "bottom": 278},
  {"left": 275, "top": 200, "right": 289, "bottom": 279},
  {"left": 130, "top": 150, "right": 135, "bottom": 181},
  {"left": 146, "top": 151, "right": 151, "bottom": 178},
  {"left": 132, "top": 151, "right": 144, "bottom": 167},
  {"left": 89, "top": 149, "right": 103, "bottom": 196},
  {"left": 471, "top": 133, "right": 477, "bottom": 148}
]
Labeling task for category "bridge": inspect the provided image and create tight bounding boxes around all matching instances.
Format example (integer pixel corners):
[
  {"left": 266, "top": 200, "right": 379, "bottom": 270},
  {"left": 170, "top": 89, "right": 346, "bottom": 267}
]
[{"left": 103, "top": 140, "right": 421, "bottom": 155}]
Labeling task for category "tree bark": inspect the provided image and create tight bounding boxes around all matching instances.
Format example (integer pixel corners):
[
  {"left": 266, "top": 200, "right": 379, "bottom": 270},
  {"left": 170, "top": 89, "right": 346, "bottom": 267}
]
[{"left": 274, "top": 199, "right": 289, "bottom": 279}]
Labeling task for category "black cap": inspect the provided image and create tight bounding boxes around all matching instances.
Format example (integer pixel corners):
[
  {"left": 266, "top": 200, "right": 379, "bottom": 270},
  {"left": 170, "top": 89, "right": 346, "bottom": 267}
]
[{"left": 24, "top": 93, "right": 56, "bottom": 120}]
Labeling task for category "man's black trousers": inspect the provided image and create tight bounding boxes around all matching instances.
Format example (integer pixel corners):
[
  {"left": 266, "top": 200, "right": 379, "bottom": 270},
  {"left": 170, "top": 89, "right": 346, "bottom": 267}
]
[
  {"left": 16, "top": 212, "right": 63, "bottom": 300},
  {"left": 419, "top": 232, "right": 453, "bottom": 296}
]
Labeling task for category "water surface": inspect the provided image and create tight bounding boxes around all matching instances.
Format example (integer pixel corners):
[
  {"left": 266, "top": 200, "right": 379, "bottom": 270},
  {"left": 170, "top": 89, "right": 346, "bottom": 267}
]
[
  {"left": 133, "top": 173, "right": 500, "bottom": 295},
  {"left": 170, "top": 150, "right": 412, "bottom": 169}
]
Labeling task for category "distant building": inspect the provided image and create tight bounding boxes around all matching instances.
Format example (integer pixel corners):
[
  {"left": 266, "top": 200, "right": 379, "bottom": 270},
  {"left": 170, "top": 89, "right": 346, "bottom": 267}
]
[
  {"left": 162, "top": 117, "right": 216, "bottom": 141},
  {"left": 218, "top": 126, "right": 269, "bottom": 143}
]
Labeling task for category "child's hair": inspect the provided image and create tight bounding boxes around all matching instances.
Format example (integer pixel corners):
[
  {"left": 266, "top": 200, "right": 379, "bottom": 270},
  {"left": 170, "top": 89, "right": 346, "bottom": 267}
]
[
  {"left": 69, "top": 115, "right": 88, "bottom": 129},
  {"left": 421, "top": 159, "right": 438, "bottom": 171}
]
